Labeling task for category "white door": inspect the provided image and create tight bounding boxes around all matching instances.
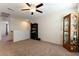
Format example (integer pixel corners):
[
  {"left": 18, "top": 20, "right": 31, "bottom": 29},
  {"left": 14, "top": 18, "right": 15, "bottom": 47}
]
[{"left": 0, "top": 22, "right": 9, "bottom": 42}]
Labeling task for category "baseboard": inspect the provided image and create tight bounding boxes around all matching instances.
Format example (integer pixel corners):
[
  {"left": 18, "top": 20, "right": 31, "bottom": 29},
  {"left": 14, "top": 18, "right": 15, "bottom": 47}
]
[
  {"left": 13, "top": 39, "right": 30, "bottom": 43},
  {"left": 40, "top": 40, "right": 63, "bottom": 46},
  {"left": 13, "top": 39, "right": 63, "bottom": 46}
]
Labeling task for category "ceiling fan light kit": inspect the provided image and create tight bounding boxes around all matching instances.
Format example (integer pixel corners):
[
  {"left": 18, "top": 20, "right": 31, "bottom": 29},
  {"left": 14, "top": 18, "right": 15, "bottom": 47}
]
[{"left": 21, "top": 3, "right": 43, "bottom": 15}]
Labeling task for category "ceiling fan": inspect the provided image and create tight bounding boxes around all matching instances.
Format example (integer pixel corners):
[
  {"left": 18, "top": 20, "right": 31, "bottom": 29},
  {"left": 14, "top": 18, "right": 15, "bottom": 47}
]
[{"left": 21, "top": 3, "right": 43, "bottom": 15}]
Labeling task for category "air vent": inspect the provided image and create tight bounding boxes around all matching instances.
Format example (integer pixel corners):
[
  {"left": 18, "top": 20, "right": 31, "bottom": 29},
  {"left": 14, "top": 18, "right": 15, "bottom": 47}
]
[
  {"left": 8, "top": 8, "right": 14, "bottom": 11},
  {"left": 1, "top": 12, "right": 10, "bottom": 17}
]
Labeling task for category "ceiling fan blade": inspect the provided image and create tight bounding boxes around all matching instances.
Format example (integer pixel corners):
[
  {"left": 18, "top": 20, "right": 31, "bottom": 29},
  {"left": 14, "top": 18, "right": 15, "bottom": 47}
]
[
  {"left": 31, "top": 12, "right": 33, "bottom": 15},
  {"left": 36, "top": 3, "right": 43, "bottom": 8},
  {"left": 21, "top": 9, "right": 30, "bottom": 11},
  {"left": 26, "top": 3, "right": 31, "bottom": 7},
  {"left": 36, "top": 10, "right": 43, "bottom": 13}
]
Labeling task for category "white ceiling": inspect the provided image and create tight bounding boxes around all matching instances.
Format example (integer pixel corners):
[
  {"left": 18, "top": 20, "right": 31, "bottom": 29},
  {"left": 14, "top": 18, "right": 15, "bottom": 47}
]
[{"left": 0, "top": 3, "right": 77, "bottom": 19}]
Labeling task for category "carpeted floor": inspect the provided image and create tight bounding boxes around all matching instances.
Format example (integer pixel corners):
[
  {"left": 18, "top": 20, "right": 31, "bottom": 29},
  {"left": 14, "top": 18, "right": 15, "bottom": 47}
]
[{"left": 0, "top": 39, "right": 79, "bottom": 56}]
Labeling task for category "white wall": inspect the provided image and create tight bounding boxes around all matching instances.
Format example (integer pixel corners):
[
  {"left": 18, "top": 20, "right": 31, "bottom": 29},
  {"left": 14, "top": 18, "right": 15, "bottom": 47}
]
[
  {"left": 9, "top": 17, "right": 30, "bottom": 42},
  {"left": 0, "top": 16, "right": 30, "bottom": 42},
  {"left": 77, "top": 4, "right": 79, "bottom": 12},
  {"left": 13, "top": 30, "right": 30, "bottom": 42},
  {"left": 32, "top": 6, "right": 77, "bottom": 45}
]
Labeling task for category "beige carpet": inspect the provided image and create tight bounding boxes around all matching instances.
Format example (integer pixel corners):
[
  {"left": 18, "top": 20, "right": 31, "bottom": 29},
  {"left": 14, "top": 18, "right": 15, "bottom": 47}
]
[{"left": 0, "top": 39, "right": 79, "bottom": 56}]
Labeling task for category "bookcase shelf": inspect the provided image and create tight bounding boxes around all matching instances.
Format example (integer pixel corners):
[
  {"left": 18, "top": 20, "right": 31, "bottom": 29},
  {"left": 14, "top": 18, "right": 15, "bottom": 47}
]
[{"left": 30, "top": 23, "right": 38, "bottom": 40}]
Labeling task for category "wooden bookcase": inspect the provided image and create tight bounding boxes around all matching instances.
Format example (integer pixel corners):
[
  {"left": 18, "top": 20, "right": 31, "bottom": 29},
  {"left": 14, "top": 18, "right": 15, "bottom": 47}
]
[
  {"left": 30, "top": 23, "right": 38, "bottom": 40},
  {"left": 63, "top": 13, "right": 79, "bottom": 52}
]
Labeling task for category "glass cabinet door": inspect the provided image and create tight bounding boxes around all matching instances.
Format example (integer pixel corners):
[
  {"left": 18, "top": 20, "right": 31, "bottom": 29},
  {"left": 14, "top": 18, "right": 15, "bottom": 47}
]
[
  {"left": 71, "top": 15, "right": 77, "bottom": 50},
  {"left": 71, "top": 32, "right": 77, "bottom": 44},
  {"left": 64, "top": 32, "right": 69, "bottom": 47},
  {"left": 71, "top": 16, "right": 77, "bottom": 31},
  {"left": 64, "top": 18, "right": 69, "bottom": 31},
  {"left": 64, "top": 17, "right": 69, "bottom": 48}
]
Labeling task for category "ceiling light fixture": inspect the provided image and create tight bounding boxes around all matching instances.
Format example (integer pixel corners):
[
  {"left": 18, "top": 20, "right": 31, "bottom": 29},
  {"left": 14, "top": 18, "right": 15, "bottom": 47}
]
[{"left": 30, "top": 4, "right": 36, "bottom": 12}]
